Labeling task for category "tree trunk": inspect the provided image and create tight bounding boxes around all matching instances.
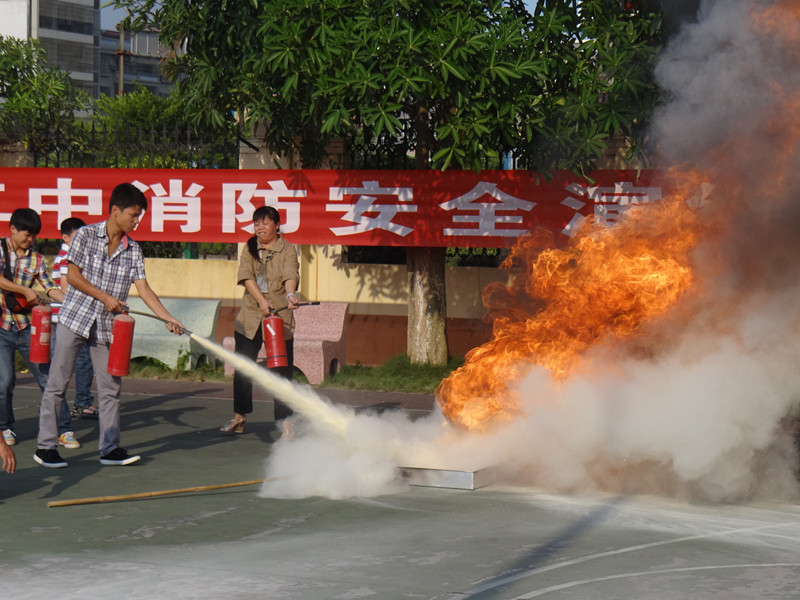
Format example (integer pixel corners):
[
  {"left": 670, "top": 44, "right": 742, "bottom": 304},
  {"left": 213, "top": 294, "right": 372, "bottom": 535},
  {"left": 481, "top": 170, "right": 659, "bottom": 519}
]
[
  {"left": 405, "top": 104, "right": 449, "bottom": 365},
  {"left": 407, "top": 246, "right": 449, "bottom": 365}
]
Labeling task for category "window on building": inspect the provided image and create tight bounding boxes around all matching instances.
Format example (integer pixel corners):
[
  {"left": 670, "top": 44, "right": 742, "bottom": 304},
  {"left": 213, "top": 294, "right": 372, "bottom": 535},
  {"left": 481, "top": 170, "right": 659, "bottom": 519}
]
[{"left": 39, "top": 0, "right": 95, "bottom": 36}]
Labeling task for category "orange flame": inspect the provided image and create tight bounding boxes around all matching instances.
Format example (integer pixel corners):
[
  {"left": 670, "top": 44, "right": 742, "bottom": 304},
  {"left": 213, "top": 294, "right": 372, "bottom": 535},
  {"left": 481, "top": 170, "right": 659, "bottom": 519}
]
[
  {"left": 752, "top": 0, "right": 800, "bottom": 45},
  {"left": 437, "top": 170, "right": 708, "bottom": 431}
]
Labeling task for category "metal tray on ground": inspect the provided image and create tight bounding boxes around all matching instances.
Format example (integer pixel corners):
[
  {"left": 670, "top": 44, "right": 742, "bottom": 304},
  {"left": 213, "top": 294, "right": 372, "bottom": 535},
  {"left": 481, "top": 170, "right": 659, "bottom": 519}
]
[{"left": 399, "top": 465, "right": 500, "bottom": 490}]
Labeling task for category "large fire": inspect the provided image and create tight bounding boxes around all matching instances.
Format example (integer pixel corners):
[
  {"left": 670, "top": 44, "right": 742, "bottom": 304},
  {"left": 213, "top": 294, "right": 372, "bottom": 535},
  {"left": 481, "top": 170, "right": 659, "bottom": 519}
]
[
  {"left": 437, "top": 170, "right": 708, "bottom": 431},
  {"left": 752, "top": 0, "right": 800, "bottom": 45}
]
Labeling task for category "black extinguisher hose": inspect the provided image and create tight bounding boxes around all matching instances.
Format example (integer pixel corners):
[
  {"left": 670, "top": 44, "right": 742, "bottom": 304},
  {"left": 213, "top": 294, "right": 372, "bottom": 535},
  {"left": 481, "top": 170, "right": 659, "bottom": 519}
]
[
  {"left": 120, "top": 305, "right": 192, "bottom": 335},
  {"left": 272, "top": 301, "right": 320, "bottom": 314}
]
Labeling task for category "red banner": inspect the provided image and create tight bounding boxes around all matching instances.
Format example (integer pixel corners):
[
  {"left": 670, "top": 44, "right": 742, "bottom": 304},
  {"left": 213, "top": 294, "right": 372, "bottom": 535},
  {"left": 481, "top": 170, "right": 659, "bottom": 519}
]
[{"left": 0, "top": 168, "right": 666, "bottom": 247}]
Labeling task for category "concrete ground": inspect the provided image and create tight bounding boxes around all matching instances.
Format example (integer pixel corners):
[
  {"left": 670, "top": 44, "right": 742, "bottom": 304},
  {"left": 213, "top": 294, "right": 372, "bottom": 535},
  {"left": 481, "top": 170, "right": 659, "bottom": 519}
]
[{"left": 2, "top": 375, "right": 800, "bottom": 599}]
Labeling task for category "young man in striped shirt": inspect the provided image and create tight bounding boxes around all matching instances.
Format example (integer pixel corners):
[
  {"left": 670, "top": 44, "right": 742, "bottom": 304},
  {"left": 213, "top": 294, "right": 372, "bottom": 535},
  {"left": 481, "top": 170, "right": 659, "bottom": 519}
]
[{"left": 51, "top": 217, "right": 97, "bottom": 423}]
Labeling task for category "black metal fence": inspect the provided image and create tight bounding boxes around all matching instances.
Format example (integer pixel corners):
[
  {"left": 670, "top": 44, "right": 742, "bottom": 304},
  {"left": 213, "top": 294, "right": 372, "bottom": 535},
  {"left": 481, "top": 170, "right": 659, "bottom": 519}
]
[
  {"left": 347, "top": 125, "right": 518, "bottom": 171},
  {"left": 26, "top": 123, "right": 240, "bottom": 259},
  {"left": 31, "top": 121, "right": 239, "bottom": 170}
]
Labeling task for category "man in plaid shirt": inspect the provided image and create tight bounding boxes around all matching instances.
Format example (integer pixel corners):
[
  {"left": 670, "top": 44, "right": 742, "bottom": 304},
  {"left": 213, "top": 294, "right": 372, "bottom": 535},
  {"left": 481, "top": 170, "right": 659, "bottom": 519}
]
[
  {"left": 36, "top": 183, "right": 184, "bottom": 468},
  {"left": 0, "top": 209, "right": 64, "bottom": 448}
]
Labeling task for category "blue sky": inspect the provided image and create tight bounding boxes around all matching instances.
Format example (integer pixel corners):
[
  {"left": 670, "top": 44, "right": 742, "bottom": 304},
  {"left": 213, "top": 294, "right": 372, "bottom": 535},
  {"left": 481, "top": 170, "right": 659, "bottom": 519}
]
[{"left": 101, "top": 5, "right": 127, "bottom": 30}]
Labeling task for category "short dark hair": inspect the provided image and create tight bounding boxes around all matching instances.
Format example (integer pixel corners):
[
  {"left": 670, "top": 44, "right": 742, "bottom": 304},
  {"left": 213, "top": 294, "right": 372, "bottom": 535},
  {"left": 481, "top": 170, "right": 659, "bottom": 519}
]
[
  {"left": 109, "top": 183, "right": 147, "bottom": 213},
  {"left": 253, "top": 205, "right": 280, "bottom": 226},
  {"left": 10, "top": 208, "right": 42, "bottom": 235},
  {"left": 60, "top": 217, "right": 87, "bottom": 237}
]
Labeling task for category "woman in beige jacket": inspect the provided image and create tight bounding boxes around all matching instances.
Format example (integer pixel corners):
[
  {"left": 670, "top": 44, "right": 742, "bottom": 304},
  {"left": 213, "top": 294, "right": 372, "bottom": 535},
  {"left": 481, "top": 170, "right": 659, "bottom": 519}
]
[{"left": 220, "top": 206, "right": 299, "bottom": 438}]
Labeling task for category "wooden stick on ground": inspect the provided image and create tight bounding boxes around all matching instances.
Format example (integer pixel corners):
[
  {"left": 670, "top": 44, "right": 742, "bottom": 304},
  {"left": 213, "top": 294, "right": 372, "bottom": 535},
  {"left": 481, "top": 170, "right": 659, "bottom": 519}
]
[{"left": 47, "top": 479, "right": 266, "bottom": 508}]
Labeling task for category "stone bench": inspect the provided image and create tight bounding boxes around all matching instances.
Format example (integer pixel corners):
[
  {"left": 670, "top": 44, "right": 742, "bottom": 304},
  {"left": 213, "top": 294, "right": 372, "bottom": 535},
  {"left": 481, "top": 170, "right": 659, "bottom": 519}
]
[
  {"left": 222, "top": 302, "right": 349, "bottom": 385},
  {"left": 126, "top": 296, "right": 221, "bottom": 371}
]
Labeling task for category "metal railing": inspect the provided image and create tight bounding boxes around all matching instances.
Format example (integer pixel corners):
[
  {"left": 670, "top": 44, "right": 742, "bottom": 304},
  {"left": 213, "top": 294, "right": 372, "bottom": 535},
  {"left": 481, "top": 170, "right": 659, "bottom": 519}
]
[
  {"left": 24, "top": 121, "right": 240, "bottom": 259},
  {"left": 31, "top": 121, "right": 239, "bottom": 170}
]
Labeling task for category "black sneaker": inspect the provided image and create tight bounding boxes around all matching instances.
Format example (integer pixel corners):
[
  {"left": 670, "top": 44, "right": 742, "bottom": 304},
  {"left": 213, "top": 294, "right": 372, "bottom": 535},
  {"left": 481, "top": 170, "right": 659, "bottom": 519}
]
[
  {"left": 99, "top": 448, "right": 141, "bottom": 466},
  {"left": 33, "top": 449, "right": 68, "bottom": 468}
]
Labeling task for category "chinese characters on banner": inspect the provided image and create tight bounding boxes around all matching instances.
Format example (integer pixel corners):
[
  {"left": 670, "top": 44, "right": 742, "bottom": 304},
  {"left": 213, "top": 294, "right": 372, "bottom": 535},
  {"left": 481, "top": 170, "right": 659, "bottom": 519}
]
[{"left": 0, "top": 168, "right": 665, "bottom": 248}]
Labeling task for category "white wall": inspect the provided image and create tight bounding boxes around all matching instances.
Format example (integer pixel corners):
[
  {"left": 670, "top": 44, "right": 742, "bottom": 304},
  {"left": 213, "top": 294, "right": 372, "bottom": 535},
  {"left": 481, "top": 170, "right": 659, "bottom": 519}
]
[{"left": 0, "top": 0, "right": 31, "bottom": 39}]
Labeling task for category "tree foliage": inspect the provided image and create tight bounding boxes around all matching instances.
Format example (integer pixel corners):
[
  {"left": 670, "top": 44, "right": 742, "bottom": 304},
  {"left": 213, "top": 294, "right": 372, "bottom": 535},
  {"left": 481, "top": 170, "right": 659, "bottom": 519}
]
[
  {"left": 0, "top": 36, "right": 92, "bottom": 157},
  {"left": 95, "top": 84, "right": 185, "bottom": 131},
  {"left": 115, "top": 0, "right": 662, "bottom": 175}
]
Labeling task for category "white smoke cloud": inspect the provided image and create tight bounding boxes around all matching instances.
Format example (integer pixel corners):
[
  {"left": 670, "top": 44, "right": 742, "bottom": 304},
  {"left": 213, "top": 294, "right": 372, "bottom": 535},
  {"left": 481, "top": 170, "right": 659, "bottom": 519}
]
[
  {"left": 260, "top": 409, "right": 424, "bottom": 499},
  {"left": 496, "top": 287, "right": 800, "bottom": 501},
  {"left": 652, "top": 1, "right": 767, "bottom": 167}
]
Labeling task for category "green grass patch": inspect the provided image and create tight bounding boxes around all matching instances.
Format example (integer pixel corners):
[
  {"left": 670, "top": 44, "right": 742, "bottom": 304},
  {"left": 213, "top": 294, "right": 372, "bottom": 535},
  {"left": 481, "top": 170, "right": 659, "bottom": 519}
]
[
  {"left": 322, "top": 354, "right": 464, "bottom": 394},
  {"left": 18, "top": 351, "right": 463, "bottom": 393},
  {"left": 128, "top": 357, "right": 228, "bottom": 382}
]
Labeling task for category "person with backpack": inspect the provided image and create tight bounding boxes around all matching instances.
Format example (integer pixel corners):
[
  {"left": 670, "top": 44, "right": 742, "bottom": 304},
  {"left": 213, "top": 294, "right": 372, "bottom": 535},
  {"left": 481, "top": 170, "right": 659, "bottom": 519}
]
[{"left": 0, "top": 208, "right": 64, "bottom": 447}]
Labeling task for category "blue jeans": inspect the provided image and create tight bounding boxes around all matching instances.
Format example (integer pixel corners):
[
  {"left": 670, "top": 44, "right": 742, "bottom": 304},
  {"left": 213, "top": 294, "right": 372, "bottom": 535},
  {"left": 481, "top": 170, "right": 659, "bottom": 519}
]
[
  {"left": 52, "top": 324, "right": 95, "bottom": 409},
  {"left": 0, "top": 324, "right": 50, "bottom": 432}
]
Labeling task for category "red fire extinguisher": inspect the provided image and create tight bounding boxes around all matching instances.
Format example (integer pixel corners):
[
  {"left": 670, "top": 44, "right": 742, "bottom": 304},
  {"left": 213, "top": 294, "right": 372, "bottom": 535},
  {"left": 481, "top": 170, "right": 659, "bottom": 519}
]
[
  {"left": 108, "top": 314, "right": 136, "bottom": 376},
  {"left": 29, "top": 304, "right": 52, "bottom": 364},
  {"left": 263, "top": 313, "right": 288, "bottom": 369}
]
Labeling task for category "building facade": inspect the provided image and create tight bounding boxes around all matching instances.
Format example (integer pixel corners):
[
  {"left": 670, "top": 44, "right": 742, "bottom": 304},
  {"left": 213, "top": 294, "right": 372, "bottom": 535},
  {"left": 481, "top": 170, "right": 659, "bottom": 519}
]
[
  {"left": 0, "top": 0, "right": 170, "bottom": 99},
  {"left": 0, "top": 0, "right": 100, "bottom": 97}
]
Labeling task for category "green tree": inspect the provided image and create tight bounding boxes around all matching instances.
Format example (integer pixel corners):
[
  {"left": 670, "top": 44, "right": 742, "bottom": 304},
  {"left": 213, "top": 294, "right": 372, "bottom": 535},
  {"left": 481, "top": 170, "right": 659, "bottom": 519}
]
[
  {"left": 0, "top": 36, "right": 92, "bottom": 160},
  {"left": 91, "top": 84, "right": 239, "bottom": 168},
  {"left": 96, "top": 85, "right": 182, "bottom": 131},
  {"left": 114, "top": 0, "right": 662, "bottom": 365}
]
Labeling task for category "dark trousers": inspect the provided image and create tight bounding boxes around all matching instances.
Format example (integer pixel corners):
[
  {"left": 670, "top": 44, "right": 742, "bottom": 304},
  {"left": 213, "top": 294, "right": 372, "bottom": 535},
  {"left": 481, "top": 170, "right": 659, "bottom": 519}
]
[{"left": 233, "top": 328, "right": 294, "bottom": 420}]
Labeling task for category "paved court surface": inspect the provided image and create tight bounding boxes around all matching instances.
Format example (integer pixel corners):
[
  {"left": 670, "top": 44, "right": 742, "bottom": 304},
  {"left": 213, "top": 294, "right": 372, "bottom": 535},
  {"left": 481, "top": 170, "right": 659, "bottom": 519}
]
[{"left": 2, "top": 375, "right": 799, "bottom": 599}]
